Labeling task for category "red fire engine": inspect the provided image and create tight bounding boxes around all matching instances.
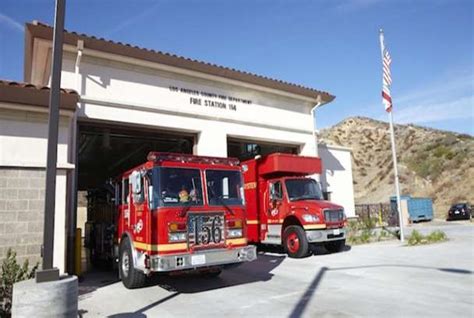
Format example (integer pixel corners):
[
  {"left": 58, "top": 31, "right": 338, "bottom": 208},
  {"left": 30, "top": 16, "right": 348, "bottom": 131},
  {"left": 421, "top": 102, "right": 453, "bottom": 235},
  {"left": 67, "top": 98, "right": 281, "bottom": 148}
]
[
  {"left": 242, "top": 153, "right": 346, "bottom": 258},
  {"left": 94, "top": 152, "right": 257, "bottom": 288}
]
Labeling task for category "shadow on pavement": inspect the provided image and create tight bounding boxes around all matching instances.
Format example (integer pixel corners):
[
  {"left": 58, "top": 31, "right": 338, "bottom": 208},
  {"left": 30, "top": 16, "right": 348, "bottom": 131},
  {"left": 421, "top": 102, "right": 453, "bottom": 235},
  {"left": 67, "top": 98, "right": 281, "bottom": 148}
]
[
  {"left": 289, "top": 266, "right": 328, "bottom": 318},
  {"left": 147, "top": 253, "right": 285, "bottom": 293},
  {"left": 257, "top": 243, "right": 352, "bottom": 257},
  {"left": 79, "top": 252, "right": 285, "bottom": 316},
  {"left": 78, "top": 270, "right": 120, "bottom": 296},
  {"left": 107, "top": 292, "right": 179, "bottom": 318},
  {"left": 85, "top": 252, "right": 286, "bottom": 318},
  {"left": 288, "top": 263, "right": 473, "bottom": 317}
]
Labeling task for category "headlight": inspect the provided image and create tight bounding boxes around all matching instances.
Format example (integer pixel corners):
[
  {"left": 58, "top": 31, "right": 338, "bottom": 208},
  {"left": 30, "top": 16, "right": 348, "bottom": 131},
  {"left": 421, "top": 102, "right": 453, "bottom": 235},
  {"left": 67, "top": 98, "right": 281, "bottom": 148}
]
[
  {"left": 302, "top": 214, "right": 320, "bottom": 223},
  {"left": 227, "top": 229, "right": 243, "bottom": 238},
  {"left": 168, "top": 232, "right": 187, "bottom": 242}
]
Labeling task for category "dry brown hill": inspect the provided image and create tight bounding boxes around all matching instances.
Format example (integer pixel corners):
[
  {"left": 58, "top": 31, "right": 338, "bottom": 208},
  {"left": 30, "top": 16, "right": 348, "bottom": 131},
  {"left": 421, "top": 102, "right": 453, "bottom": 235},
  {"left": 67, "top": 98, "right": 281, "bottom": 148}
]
[{"left": 320, "top": 116, "right": 474, "bottom": 219}]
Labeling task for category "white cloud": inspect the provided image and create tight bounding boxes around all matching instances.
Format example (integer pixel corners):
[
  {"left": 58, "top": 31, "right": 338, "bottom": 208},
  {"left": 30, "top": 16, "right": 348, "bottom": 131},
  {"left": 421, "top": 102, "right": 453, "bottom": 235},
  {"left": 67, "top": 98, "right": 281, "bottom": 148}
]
[
  {"left": 104, "top": 2, "right": 161, "bottom": 37},
  {"left": 333, "top": 0, "right": 385, "bottom": 12},
  {"left": 375, "top": 71, "right": 474, "bottom": 125},
  {"left": 394, "top": 72, "right": 473, "bottom": 105},
  {"left": 0, "top": 12, "right": 23, "bottom": 33},
  {"left": 394, "top": 96, "right": 473, "bottom": 124}
]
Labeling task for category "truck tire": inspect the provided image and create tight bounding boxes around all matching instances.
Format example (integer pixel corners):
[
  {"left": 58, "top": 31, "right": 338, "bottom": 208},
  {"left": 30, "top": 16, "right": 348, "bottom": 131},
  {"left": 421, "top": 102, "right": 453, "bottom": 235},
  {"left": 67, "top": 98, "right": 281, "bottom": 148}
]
[
  {"left": 119, "top": 238, "right": 146, "bottom": 289},
  {"left": 324, "top": 239, "right": 346, "bottom": 253},
  {"left": 283, "top": 225, "right": 309, "bottom": 258}
]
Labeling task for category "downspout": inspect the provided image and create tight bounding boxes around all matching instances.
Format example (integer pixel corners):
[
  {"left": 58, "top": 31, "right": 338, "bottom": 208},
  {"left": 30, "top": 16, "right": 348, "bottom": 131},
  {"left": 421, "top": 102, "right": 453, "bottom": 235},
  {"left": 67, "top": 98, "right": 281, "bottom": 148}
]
[
  {"left": 66, "top": 39, "right": 83, "bottom": 274},
  {"left": 310, "top": 95, "right": 324, "bottom": 183},
  {"left": 75, "top": 40, "right": 83, "bottom": 90},
  {"left": 310, "top": 94, "right": 323, "bottom": 157}
]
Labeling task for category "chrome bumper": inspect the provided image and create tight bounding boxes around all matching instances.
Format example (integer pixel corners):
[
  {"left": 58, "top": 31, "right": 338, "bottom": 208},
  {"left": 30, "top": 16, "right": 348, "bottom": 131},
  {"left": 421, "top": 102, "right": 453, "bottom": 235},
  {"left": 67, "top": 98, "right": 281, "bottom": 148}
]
[
  {"left": 149, "top": 245, "right": 257, "bottom": 272},
  {"left": 306, "top": 228, "right": 346, "bottom": 243}
]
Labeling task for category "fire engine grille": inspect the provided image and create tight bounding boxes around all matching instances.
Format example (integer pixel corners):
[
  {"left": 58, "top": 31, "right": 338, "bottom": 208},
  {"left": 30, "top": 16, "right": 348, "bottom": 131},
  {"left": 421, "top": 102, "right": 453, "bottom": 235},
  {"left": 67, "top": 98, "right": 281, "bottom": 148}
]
[
  {"left": 324, "top": 209, "right": 344, "bottom": 223},
  {"left": 187, "top": 213, "right": 225, "bottom": 248}
]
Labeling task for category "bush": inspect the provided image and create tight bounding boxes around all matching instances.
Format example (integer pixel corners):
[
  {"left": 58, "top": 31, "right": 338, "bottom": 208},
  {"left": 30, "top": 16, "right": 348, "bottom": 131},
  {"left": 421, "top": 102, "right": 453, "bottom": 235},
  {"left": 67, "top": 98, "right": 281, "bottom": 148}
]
[
  {"left": 407, "top": 229, "right": 424, "bottom": 245},
  {"left": 377, "top": 229, "right": 390, "bottom": 241},
  {"left": 346, "top": 217, "right": 394, "bottom": 245},
  {"left": 361, "top": 217, "right": 377, "bottom": 230},
  {"left": 0, "top": 249, "right": 38, "bottom": 317},
  {"left": 426, "top": 230, "right": 447, "bottom": 243},
  {"left": 407, "top": 229, "right": 448, "bottom": 246}
]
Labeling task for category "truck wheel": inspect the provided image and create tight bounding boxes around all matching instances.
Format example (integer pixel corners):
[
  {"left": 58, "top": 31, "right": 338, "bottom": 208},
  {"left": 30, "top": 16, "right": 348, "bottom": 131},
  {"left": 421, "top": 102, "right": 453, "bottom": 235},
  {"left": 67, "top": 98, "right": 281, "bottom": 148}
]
[
  {"left": 119, "top": 238, "right": 146, "bottom": 289},
  {"left": 283, "top": 226, "right": 309, "bottom": 258},
  {"left": 324, "top": 239, "right": 346, "bottom": 253}
]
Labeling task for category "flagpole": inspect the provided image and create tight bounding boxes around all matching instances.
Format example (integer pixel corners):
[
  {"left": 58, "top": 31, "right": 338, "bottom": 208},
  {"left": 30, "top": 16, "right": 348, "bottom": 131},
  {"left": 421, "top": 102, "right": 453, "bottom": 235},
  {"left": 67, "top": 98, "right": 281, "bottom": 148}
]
[{"left": 379, "top": 29, "right": 405, "bottom": 242}]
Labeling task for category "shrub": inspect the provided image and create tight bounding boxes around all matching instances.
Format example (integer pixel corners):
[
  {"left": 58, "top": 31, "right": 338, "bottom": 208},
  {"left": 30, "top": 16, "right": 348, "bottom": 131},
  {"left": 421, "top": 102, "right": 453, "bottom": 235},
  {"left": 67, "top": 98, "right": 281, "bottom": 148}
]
[
  {"left": 407, "top": 229, "right": 424, "bottom": 245},
  {"left": 0, "top": 249, "right": 38, "bottom": 317},
  {"left": 433, "top": 145, "right": 449, "bottom": 158},
  {"left": 407, "top": 230, "right": 448, "bottom": 246},
  {"left": 361, "top": 217, "right": 377, "bottom": 230},
  {"left": 359, "top": 229, "right": 373, "bottom": 243},
  {"left": 377, "top": 229, "right": 390, "bottom": 241},
  {"left": 426, "top": 230, "right": 447, "bottom": 243},
  {"left": 346, "top": 218, "right": 393, "bottom": 245}
]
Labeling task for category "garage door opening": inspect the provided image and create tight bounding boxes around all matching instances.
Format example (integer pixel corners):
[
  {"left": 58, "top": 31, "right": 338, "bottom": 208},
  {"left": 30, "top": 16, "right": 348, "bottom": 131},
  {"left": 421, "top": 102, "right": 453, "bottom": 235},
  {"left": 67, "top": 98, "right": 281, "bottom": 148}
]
[
  {"left": 227, "top": 138, "right": 299, "bottom": 161},
  {"left": 77, "top": 123, "right": 195, "bottom": 272}
]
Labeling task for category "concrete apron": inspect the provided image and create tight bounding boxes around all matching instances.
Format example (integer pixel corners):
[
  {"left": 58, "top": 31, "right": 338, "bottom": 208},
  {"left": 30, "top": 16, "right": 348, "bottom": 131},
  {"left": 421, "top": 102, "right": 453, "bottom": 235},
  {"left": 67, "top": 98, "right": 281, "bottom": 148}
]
[{"left": 12, "top": 275, "right": 78, "bottom": 317}]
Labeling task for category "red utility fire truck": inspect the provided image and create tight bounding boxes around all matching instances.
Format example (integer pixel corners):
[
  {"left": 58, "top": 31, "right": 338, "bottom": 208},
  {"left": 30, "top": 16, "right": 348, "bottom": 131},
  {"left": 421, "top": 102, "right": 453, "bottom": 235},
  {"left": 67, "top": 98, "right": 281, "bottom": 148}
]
[
  {"left": 102, "top": 152, "right": 256, "bottom": 288},
  {"left": 242, "top": 153, "right": 346, "bottom": 258}
]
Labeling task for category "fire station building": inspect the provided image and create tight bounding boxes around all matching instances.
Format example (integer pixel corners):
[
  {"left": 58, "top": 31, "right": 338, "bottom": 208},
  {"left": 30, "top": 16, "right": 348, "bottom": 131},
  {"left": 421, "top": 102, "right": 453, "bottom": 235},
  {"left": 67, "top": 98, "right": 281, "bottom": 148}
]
[{"left": 0, "top": 21, "right": 355, "bottom": 273}]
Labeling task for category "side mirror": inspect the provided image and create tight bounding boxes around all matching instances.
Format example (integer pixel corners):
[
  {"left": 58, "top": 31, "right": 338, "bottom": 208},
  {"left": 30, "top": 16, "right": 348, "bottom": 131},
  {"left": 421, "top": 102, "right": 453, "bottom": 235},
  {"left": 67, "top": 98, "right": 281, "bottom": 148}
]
[
  {"left": 269, "top": 184, "right": 277, "bottom": 201},
  {"left": 130, "top": 171, "right": 141, "bottom": 194},
  {"left": 222, "top": 177, "right": 229, "bottom": 199},
  {"left": 148, "top": 185, "right": 155, "bottom": 210}
]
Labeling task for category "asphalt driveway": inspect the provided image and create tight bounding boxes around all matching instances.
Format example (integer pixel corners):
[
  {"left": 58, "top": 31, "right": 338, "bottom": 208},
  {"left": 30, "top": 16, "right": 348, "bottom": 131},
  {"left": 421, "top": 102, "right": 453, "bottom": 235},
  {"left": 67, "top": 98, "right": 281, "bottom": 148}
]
[{"left": 78, "top": 222, "right": 474, "bottom": 317}]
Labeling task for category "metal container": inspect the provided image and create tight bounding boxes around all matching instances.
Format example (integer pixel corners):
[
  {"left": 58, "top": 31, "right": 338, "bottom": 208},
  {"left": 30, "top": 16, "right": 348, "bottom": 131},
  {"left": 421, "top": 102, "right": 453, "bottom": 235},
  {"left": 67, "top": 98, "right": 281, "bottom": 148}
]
[{"left": 390, "top": 196, "right": 433, "bottom": 223}]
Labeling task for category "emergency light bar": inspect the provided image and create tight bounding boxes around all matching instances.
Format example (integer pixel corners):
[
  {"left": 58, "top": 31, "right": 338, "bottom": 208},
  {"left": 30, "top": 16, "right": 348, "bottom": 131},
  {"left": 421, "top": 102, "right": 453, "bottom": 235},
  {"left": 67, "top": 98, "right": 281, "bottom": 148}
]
[{"left": 147, "top": 152, "right": 240, "bottom": 166}]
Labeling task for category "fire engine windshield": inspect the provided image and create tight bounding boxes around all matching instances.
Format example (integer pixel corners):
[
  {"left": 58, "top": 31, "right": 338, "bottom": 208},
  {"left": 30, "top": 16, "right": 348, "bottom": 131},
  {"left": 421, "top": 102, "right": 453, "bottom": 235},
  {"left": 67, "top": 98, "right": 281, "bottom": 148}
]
[
  {"left": 285, "top": 178, "right": 323, "bottom": 201},
  {"left": 153, "top": 167, "right": 204, "bottom": 207},
  {"left": 206, "top": 170, "right": 244, "bottom": 206}
]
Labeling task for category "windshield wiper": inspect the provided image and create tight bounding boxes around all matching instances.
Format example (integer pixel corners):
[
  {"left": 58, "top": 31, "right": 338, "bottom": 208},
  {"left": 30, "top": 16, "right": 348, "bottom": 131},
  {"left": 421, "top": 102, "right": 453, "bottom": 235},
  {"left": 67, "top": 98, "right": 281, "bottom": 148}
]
[
  {"left": 290, "top": 194, "right": 320, "bottom": 201},
  {"left": 208, "top": 186, "right": 234, "bottom": 215},
  {"left": 216, "top": 195, "right": 235, "bottom": 216}
]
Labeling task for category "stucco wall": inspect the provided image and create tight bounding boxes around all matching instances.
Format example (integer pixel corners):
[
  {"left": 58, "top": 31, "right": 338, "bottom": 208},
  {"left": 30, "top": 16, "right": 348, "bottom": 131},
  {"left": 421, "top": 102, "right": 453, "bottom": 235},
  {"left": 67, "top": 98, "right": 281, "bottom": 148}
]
[
  {"left": 319, "top": 144, "right": 356, "bottom": 217},
  {"left": 0, "top": 106, "right": 71, "bottom": 166},
  {"left": 59, "top": 52, "right": 318, "bottom": 157},
  {"left": 0, "top": 105, "right": 73, "bottom": 273}
]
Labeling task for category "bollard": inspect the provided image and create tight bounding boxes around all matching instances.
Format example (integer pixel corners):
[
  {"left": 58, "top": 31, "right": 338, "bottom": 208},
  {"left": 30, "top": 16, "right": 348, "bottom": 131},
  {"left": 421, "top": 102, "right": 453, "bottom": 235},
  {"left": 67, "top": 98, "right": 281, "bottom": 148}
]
[{"left": 12, "top": 275, "right": 78, "bottom": 317}]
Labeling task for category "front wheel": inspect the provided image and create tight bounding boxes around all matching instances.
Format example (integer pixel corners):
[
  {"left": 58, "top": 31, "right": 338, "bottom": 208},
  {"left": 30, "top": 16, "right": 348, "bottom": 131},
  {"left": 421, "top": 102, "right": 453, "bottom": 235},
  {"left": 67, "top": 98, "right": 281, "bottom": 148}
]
[
  {"left": 283, "top": 226, "right": 309, "bottom": 258},
  {"left": 119, "top": 238, "right": 147, "bottom": 289},
  {"left": 324, "top": 239, "right": 346, "bottom": 253}
]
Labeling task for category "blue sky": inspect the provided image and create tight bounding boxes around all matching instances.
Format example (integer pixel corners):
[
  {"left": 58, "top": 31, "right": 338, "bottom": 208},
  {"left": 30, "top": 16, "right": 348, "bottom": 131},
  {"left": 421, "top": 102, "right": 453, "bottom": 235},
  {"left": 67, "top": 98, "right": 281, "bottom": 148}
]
[{"left": 1, "top": 0, "right": 473, "bottom": 134}]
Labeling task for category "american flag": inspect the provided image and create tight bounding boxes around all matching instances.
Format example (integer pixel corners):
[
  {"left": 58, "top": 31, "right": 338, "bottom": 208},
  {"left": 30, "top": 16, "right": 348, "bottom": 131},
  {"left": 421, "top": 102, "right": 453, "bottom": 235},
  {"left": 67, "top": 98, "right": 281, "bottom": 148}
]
[{"left": 381, "top": 40, "right": 393, "bottom": 112}]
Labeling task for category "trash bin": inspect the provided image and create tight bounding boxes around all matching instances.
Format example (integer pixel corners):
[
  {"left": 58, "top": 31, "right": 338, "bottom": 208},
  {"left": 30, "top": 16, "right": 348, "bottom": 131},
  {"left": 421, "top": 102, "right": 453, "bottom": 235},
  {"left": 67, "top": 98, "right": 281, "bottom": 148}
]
[{"left": 390, "top": 196, "right": 433, "bottom": 223}]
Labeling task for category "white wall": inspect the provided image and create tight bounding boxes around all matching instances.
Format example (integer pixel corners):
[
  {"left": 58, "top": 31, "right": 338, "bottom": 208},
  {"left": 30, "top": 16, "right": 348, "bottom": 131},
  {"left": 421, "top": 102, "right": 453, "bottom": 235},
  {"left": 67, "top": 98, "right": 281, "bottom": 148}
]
[
  {"left": 318, "top": 144, "right": 356, "bottom": 217},
  {"left": 58, "top": 52, "right": 317, "bottom": 157},
  {"left": 0, "top": 104, "right": 74, "bottom": 273},
  {"left": 0, "top": 105, "right": 71, "bottom": 167}
]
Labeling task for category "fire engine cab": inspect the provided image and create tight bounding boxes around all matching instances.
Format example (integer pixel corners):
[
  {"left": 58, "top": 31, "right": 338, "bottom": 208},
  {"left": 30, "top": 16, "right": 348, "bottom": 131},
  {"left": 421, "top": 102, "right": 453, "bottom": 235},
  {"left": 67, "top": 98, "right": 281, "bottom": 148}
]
[
  {"left": 242, "top": 153, "right": 346, "bottom": 258},
  {"left": 91, "top": 152, "right": 257, "bottom": 288}
]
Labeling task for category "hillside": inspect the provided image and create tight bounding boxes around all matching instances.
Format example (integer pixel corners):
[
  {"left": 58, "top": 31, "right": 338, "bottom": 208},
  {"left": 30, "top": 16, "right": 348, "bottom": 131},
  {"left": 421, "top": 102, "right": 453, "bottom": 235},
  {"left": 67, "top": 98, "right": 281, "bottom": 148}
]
[{"left": 320, "top": 116, "right": 474, "bottom": 218}]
